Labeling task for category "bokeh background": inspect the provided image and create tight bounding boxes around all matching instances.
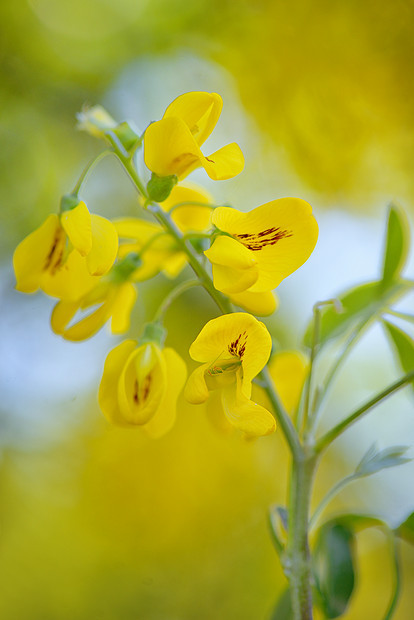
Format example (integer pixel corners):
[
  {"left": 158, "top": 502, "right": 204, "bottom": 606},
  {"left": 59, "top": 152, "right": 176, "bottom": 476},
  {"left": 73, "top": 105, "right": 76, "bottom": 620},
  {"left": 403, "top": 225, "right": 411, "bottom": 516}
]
[{"left": 1, "top": 1, "right": 414, "bottom": 618}]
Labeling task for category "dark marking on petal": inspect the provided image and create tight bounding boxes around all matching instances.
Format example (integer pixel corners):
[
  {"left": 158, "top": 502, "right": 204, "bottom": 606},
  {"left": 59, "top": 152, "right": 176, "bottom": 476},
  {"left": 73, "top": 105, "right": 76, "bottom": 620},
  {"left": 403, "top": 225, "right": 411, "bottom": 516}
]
[{"left": 235, "top": 227, "right": 293, "bottom": 251}]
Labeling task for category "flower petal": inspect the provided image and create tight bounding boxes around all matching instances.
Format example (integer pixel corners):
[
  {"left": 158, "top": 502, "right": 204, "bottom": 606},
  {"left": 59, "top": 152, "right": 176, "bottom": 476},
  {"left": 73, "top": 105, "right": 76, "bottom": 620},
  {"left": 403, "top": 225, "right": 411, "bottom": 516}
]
[
  {"left": 50, "top": 300, "right": 79, "bottom": 335},
  {"left": 118, "top": 345, "right": 167, "bottom": 425},
  {"left": 86, "top": 214, "right": 118, "bottom": 276},
  {"left": 221, "top": 377, "right": 276, "bottom": 437},
  {"left": 229, "top": 290, "right": 279, "bottom": 316},
  {"left": 205, "top": 235, "right": 256, "bottom": 269},
  {"left": 184, "top": 363, "right": 210, "bottom": 404},
  {"left": 57, "top": 300, "right": 111, "bottom": 341},
  {"left": 60, "top": 201, "right": 92, "bottom": 256},
  {"left": 41, "top": 249, "right": 98, "bottom": 300},
  {"left": 201, "top": 143, "right": 245, "bottom": 181},
  {"left": 212, "top": 263, "right": 259, "bottom": 294},
  {"left": 144, "top": 117, "right": 201, "bottom": 179},
  {"left": 98, "top": 339, "right": 137, "bottom": 426},
  {"left": 189, "top": 313, "right": 272, "bottom": 388},
  {"left": 13, "top": 214, "right": 64, "bottom": 293},
  {"left": 161, "top": 183, "right": 213, "bottom": 232},
  {"left": 163, "top": 91, "right": 222, "bottom": 146},
  {"left": 144, "top": 348, "right": 187, "bottom": 438},
  {"left": 213, "top": 198, "right": 318, "bottom": 291},
  {"left": 268, "top": 351, "right": 309, "bottom": 415},
  {"left": 110, "top": 282, "right": 137, "bottom": 334}
]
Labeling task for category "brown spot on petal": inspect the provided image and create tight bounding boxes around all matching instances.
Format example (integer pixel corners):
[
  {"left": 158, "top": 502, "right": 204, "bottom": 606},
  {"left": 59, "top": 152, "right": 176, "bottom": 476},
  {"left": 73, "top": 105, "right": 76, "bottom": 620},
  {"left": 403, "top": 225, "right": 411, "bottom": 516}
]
[
  {"left": 235, "top": 227, "right": 292, "bottom": 251},
  {"left": 228, "top": 330, "right": 248, "bottom": 358}
]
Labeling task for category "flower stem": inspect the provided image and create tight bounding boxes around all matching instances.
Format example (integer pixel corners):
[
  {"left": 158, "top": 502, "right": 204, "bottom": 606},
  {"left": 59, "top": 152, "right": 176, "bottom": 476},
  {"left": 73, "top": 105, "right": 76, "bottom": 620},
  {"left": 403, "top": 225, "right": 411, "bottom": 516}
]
[
  {"left": 71, "top": 149, "right": 113, "bottom": 196},
  {"left": 154, "top": 280, "right": 201, "bottom": 322},
  {"left": 316, "top": 370, "right": 414, "bottom": 453}
]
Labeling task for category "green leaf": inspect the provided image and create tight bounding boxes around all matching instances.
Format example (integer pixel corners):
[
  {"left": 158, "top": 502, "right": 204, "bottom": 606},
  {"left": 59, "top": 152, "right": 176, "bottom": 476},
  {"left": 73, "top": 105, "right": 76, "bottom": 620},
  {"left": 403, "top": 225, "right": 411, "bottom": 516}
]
[
  {"left": 329, "top": 513, "right": 387, "bottom": 533},
  {"left": 355, "top": 444, "right": 411, "bottom": 477},
  {"left": 313, "top": 522, "right": 356, "bottom": 618},
  {"left": 382, "top": 204, "right": 410, "bottom": 286},
  {"left": 383, "top": 320, "right": 414, "bottom": 391},
  {"left": 303, "top": 280, "right": 412, "bottom": 348},
  {"left": 270, "top": 589, "right": 293, "bottom": 620},
  {"left": 396, "top": 511, "right": 414, "bottom": 545}
]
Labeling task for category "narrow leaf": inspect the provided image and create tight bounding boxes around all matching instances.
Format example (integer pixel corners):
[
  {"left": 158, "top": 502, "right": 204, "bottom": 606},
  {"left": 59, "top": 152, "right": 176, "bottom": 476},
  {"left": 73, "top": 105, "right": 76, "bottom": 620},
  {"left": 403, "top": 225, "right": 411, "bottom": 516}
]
[
  {"left": 313, "top": 522, "right": 356, "bottom": 618},
  {"left": 303, "top": 280, "right": 412, "bottom": 348},
  {"left": 382, "top": 204, "right": 410, "bottom": 286},
  {"left": 355, "top": 444, "right": 411, "bottom": 477},
  {"left": 383, "top": 321, "right": 414, "bottom": 391}
]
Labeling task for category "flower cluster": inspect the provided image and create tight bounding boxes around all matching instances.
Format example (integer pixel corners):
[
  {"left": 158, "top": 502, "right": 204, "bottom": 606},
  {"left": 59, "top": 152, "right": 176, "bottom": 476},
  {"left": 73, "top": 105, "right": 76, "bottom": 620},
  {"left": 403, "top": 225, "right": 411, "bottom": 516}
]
[{"left": 13, "top": 91, "right": 318, "bottom": 438}]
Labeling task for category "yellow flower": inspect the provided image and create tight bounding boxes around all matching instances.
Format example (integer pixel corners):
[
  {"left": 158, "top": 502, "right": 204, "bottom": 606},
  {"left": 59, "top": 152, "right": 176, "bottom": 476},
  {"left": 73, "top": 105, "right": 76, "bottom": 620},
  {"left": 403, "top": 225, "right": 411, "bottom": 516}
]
[
  {"left": 13, "top": 201, "right": 118, "bottom": 300},
  {"left": 144, "top": 91, "right": 245, "bottom": 181},
  {"left": 254, "top": 351, "right": 309, "bottom": 416},
  {"left": 160, "top": 182, "right": 213, "bottom": 232},
  {"left": 114, "top": 218, "right": 187, "bottom": 280},
  {"left": 205, "top": 198, "right": 318, "bottom": 297},
  {"left": 51, "top": 279, "right": 137, "bottom": 342},
  {"left": 184, "top": 313, "right": 276, "bottom": 437},
  {"left": 99, "top": 339, "right": 187, "bottom": 438}
]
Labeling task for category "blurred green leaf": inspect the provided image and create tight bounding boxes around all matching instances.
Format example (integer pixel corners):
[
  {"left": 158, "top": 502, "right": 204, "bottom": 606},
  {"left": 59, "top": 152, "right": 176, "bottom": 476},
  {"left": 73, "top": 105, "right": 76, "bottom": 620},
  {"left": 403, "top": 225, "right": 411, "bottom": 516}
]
[
  {"left": 354, "top": 444, "right": 411, "bottom": 477},
  {"left": 382, "top": 204, "right": 410, "bottom": 286},
  {"left": 303, "top": 280, "right": 412, "bottom": 347},
  {"left": 270, "top": 588, "right": 293, "bottom": 620},
  {"left": 313, "top": 522, "right": 355, "bottom": 618},
  {"left": 330, "top": 513, "right": 387, "bottom": 532},
  {"left": 383, "top": 320, "right": 414, "bottom": 391},
  {"left": 396, "top": 511, "right": 414, "bottom": 545}
]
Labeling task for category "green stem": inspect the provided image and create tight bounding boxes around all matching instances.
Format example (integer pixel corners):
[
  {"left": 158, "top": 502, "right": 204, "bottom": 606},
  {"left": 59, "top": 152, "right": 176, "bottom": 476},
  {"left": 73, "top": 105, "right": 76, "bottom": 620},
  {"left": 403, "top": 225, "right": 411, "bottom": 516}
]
[
  {"left": 154, "top": 280, "right": 201, "bottom": 322},
  {"left": 383, "top": 533, "right": 401, "bottom": 620},
  {"left": 260, "top": 366, "right": 302, "bottom": 460},
  {"left": 385, "top": 309, "right": 414, "bottom": 324},
  {"left": 316, "top": 370, "right": 414, "bottom": 453},
  {"left": 168, "top": 201, "right": 219, "bottom": 213},
  {"left": 309, "top": 474, "right": 356, "bottom": 529},
  {"left": 287, "top": 450, "right": 318, "bottom": 620},
  {"left": 106, "top": 132, "right": 148, "bottom": 197},
  {"left": 71, "top": 149, "right": 113, "bottom": 196}
]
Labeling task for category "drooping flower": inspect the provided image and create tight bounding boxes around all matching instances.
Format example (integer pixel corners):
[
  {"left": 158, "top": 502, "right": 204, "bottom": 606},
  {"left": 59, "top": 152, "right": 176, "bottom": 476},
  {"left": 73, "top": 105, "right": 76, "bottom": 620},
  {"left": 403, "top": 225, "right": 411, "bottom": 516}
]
[
  {"left": 99, "top": 338, "right": 187, "bottom": 438},
  {"left": 13, "top": 200, "right": 118, "bottom": 300},
  {"left": 205, "top": 198, "right": 318, "bottom": 296},
  {"left": 144, "top": 91, "right": 245, "bottom": 181},
  {"left": 51, "top": 279, "right": 137, "bottom": 341},
  {"left": 160, "top": 182, "right": 213, "bottom": 232},
  {"left": 184, "top": 313, "right": 276, "bottom": 437}
]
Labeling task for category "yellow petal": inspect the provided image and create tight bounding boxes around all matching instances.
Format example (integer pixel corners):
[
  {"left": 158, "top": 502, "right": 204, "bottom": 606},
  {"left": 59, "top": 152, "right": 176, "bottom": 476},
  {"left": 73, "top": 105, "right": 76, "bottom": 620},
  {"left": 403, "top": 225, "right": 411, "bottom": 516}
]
[
  {"left": 50, "top": 300, "right": 79, "bottom": 335},
  {"left": 268, "top": 351, "right": 309, "bottom": 415},
  {"left": 205, "top": 235, "right": 256, "bottom": 269},
  {"left": 161, "top": 253, "right": 187, "bottom": 278},
  {"left": 184, "top": 363, "right": 210, "bottom": 404},
  {"left": 60, "top": 201, "right": 92, "bottom": 256},
  {"left": 57, "top": 300, "right": 111, "bottom": 341},
  {"left": 117, "top": 345, "right": 167, "bottom": 425},
  {"left": 161, "top": 183, "right": 213, "bottom": 232},
  {"left": 201, "top": 142, "right": 245, "bottom": 181},
  {"left": 211, "top": 263, "right": 259, "bottom": 294},
  {"left": 229, "top": 290, "right": 279, "bottom": 316},
  {"left": 213, "top": 198, "right": 318, "bottom": 292},
  {"left": 144, "top": 348, "right": 187, "bottom": 439},
  {"left": 86, "top": 214, "right": 118, "bottom": 276},
  {"left": 98, "top": 339, "right": 137, "bottom": 426},
  {"left": 189, "top": 313, "right": 272, "bottom": 389},
  {"left": 221, "top": 377, "right": 276, "bottom": 437},
  {"left": 163, "top": 91, "right": 222, "bottom": 146},
  {"left": 41, "top": 249, "right": 98, "bottom": 301},
  {"left": 110, "top": 282, "right": 137, "bottom": 334},
  {"left": 144, "top": 117, "right": 201, "bottom": 179},
  {"left": 205, "top": 389, "right": 233, "bottom": 434},
  {"left": 13, "top": 214, "right": 64, "bottom": 293}
]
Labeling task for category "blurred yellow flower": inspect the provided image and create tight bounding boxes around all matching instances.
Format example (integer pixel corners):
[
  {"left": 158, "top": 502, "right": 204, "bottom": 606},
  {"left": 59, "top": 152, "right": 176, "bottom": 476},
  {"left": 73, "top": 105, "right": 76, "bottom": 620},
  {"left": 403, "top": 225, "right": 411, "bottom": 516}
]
[
  {"left": 161, "top": 182, "right": 213, "bottom": 232},
  {"left": 13, "top": 201, "right": 118, "bottom": 300},
  {"left": 184, "top": 313, "right": 275, "bottom": 437},
  {"left": 99, "top": 339, "right": 187, "bottom": 438},
  {"left": 268, "top": 351, "right": 309, "bottom": 415},
  {"left": 144, "top": 91, "right": 245, "bottom": 181},
  {"left": 51, "top": 279, "right": 137, "bottom": 341},
  {"left": 205, "top": 197, "right": 318, "bottom": 295}
]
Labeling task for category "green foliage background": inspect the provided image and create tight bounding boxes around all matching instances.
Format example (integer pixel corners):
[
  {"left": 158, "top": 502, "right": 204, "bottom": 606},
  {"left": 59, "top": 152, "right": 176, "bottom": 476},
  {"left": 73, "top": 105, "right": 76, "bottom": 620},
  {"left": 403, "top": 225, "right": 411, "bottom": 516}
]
[{"left": 1, "top": 0, "right": 414, "bottom": 618}]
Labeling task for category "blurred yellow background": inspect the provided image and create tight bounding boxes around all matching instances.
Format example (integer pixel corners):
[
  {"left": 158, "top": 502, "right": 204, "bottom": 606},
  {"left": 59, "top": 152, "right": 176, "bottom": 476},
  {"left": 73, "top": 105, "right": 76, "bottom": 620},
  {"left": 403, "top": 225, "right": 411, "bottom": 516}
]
[{"left": 1, "top": 0, "right": 414, "bottom": 618}]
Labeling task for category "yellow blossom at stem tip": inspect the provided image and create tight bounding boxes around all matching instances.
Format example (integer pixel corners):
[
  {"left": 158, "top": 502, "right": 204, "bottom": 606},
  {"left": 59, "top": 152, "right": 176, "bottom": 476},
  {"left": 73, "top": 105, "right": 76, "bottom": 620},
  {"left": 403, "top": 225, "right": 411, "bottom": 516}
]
[
  {"left": 144, "top": 91, "right": 244, "bottom": 181},
  {"left": 184, "top": 313, "right": 276, "bottom": 437}
]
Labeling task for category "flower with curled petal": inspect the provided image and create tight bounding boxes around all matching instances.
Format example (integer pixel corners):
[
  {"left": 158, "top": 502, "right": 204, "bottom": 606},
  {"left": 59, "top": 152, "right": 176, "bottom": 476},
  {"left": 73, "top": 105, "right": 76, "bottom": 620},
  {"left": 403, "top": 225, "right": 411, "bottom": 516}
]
[
  {"left": 144, "top": 91, "right": 244, "bottom": 181},
  {"left": 205, "top": 198, "right": 318, "bottom": 308},
  {"left": 13, "top": 200, "right": 118, "bottom": 300},
  {"left": 184, "top": 313, "right": 275, "bottom": 437},
  {"left": 99, "top": 339, "right": 187, "bottom": 438}
]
